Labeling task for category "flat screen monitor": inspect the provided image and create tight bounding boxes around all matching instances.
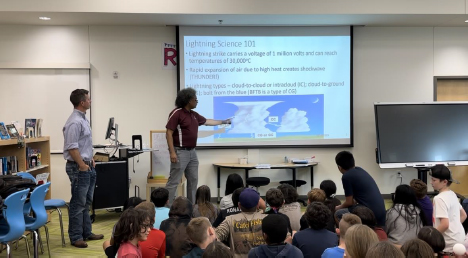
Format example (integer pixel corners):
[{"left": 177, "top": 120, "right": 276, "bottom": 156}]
[
  {"left": 374, "top": 102, "right": 468, "bottom": 168},
  {"left": 105, "top": 117, "right": 114, "bottom": 140}
]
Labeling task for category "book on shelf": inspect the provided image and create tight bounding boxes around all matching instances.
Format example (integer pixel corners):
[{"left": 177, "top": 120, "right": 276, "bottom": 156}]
[
  {"left": 0, "top": 156, "right": 17, "bottom": 175},
  {"left": 11, "top": 121, "right": 23, "bottom": 136},
  {"left": 26, "top": 147, "right": 41, "bottom": 169},
  {"left": 1, "top": 156, "right": 18, "bottom": 175},
  {"left": 25, "top": 119, "right": 37, "bottom": 138},
  {"left": 36, "top": 119, "right": 43, "bottom": 137},
  {"left": 5, "top": 124, "right": 19, "bottom": 139},
  {"left": 0, "top": 122, "right": 10, "bottom": 140}
]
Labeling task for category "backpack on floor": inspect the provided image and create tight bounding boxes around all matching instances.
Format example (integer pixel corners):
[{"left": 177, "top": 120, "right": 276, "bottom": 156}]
[{"left": 0, "top": 175, "right": 36, "bottom": 199}]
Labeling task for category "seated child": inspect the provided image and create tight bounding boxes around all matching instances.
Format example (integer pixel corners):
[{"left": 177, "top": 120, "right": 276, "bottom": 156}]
[
  {"left": 135, "top": 202, "right": 166, "bottom": 258},
  {"left": 160, "top": 196, "right": 194, "bottom": 257},
  {"left": 213, "top": 187, "right": 244, "bottom": 227},
  {"left": 299, "top": 188, "right": 335, "bottom": 232},
  {"left": 365, "top": 241, "right": 404, "bottom": 258},
  {"left": 400, "top": 239, "right": 434, "bottom": 258},
  {"left": 113, "top": 207, "right": 151, "bottom": 258},
  {"left": 103, "top": 197, "right": 144, "bottom": 258},
  {"left": 151, "top": 188, "right": 170, "bottom": 229},
  {"left": 322, "top": 213, "right": 361, "bottom": 258},
  {"left": 215, "top": 188, "right": 268, "bottom": 256},
  {"left": 386, "top": 184, "right": 426, "bottom": 246},
  {"left": 410, "top": 179, "right": 433, "bottom": 226},
  {"left": 417, "top": 226, "right": 445, "bottom": 256},
  {"left": 352, "top": 206, "right": 387, "bottom": 241},
  {"left": 184, "top": 217, "right": 217, "bottom": 258},
  {"left": 248, "top": 214, "right": 303, "bottom": 258},
  {"left": 202, "top": 241, "right": 233, "bottom": 258},
  {"left": 278, "top": 184, "right": 302, "bottom": 232},
  {"left": 264, "top": 188, "right": 293, "bottom": 236},
  {"left": 320, "top": 179, "right": 342, "bottom": 216},
  {"left": 293, "top": 202, "right": 338, "bottom": 257},
  {"left": 344, "top": 224, "right": 379, "bottom": 258},
  {"left": 219, "top": 173, "right": 244, "bottom": 210},
  {"left": 192, "top": 185, "right": 219, "bottom": 224}
]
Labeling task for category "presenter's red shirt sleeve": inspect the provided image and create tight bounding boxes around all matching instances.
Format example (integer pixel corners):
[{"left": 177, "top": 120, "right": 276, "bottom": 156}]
[
  {"left": 166, "top": 110, "right": 180, "bottom": 131},
  {"left": 195, "top": 112, "right": 207, "bottom": 126}
]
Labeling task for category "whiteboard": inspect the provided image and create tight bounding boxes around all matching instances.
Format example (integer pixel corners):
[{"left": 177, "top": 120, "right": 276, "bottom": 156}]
[
  {"left": 150, "top": 130, "right": 170, "bottom": 178},
  {"left": 0, "top": 69, "right": 90, "bottom": 152}
]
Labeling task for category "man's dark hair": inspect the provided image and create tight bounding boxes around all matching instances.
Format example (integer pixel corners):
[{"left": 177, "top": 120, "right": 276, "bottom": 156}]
[
  {"left": 123, "top": 197, "right": 143, "bottom": 211},
  {"left": 266, "top": 188, "right": 284, "bottom": 208},
  {"left": 70, "top": 89, "right": 89, "bottom": 107},
  {"left": 175, "top": 88, "right": 197, "bottom": 108},
  {"left": 151, "top": 188, "right": 169, "bottom": 207},
  {"left": 352, "top": 206, "right": 377, "bottom": 229},
  {"left": 335, "top": 151, "right": 355, "bottom": 170},
  {"left": 113, "top": 207, "right": 150, "bottom": 247},
  {"left": 225, "top": 173, "right": 244, "bottom": 196},
  {"left": 277, "top": 184, "right": 298, "bottom": 204},
  {"left": 262, "top": 214, "right": 288, "bottom": 244},
  {"left": 417, "top": 226, "right": 446, "bottom": 254},
  {"left": 232, "top": 187, "right": 245, "bottom": 207},
  {"left": 305, "top": 202, "right": 331, "bottom": 230},
  {"left": 202, "top": 241, "right": 233, "bottom": 258}
]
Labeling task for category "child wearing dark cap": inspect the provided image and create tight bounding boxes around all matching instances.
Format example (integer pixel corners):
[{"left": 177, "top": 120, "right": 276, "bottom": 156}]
[
  {"left": 430, "top": 164, "right": 467, "bottom": 254},
  {"left": 215, "top": 188, "right": 268, "bottom": 257},
  {"left": 248, "top": 214, "right": 303, "bottom": 258}
]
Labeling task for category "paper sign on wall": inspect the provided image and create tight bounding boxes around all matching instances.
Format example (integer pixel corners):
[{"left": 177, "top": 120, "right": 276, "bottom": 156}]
[
  {"left": 163, "top": 43, "right": 177, "bottom": 70},
  {"left": 151, "top": 130, "right": 170, "bottom": 178}
]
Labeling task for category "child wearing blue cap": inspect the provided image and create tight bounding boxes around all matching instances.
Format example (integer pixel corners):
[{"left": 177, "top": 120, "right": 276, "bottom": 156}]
[{"left": 215, "top": 188, "right": 268, "bottom": 257}]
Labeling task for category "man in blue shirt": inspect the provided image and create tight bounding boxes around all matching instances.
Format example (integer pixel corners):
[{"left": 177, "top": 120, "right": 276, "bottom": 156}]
[
  {"left": 334, "top": 151, "right": 387, "bottom": 228},
  {"left": 63, "top": 89, "right": 103, "bottom": 248}
]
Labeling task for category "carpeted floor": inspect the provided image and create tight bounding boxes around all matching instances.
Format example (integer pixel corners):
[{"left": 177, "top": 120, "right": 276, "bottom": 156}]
[{"left": 10, "top": 209, "right": 120, "bottom": 258}]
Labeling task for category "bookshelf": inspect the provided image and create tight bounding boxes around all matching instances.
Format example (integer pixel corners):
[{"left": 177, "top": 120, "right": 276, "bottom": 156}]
[{"left": 0, "top": 136, "right": 51, "bottom": 199}]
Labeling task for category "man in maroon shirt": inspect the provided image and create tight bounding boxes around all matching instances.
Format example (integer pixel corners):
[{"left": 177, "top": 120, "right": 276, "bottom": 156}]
[{"left": 165, "top": 88, "right": 231, "bottom": 204}]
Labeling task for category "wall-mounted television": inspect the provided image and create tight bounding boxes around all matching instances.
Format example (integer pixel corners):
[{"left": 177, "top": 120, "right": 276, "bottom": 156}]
[{"left": 375, "top": 102, "right": 468, "bottom": 169}]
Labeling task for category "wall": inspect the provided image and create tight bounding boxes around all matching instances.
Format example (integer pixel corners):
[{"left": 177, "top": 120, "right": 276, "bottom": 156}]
[{"left": 3, "top": 25, "right": 468, "bottom": 200}]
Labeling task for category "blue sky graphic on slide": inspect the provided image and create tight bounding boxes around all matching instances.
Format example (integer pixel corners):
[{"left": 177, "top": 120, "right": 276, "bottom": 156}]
[{"left": 213, "top": 95, "right": 324, "bottom": 139}]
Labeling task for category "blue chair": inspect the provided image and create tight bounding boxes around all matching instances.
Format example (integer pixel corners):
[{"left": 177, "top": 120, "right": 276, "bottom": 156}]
[
  {"left": 0, "top": 189, "right": 31, "bottom": 257},
  {"left": 24, "top": 182, "right": 51, "bottom": 258},
  {"left": 18, "top": 172, "right": 68, "bottom": 247}
]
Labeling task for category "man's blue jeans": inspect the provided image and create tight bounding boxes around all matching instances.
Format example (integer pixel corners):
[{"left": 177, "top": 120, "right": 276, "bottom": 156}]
[{"left": 66, "top": 163, "right": 96, "bottom": 244}]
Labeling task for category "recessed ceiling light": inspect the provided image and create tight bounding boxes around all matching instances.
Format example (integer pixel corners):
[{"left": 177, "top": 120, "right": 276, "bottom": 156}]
[
  {"left": 39, "top": 17, "right": 51, "bottom": 21},
  {"left": 465, "top": 20, "right": 468, "bottom": 23}
]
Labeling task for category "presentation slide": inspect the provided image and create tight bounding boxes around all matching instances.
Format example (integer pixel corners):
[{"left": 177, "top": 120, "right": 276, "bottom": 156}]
[{"left": 178, "top": 26, "right": 352, "bottom": 147}]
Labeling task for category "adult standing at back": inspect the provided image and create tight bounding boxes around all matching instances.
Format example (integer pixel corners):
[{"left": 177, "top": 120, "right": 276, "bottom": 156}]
[
  {"left": 165, "top": 88, "right": 231, "bottom": 204},
  {"left": 334, "top": 151, "right": 386, "bottom": 228},
  {"left": 63, "top": 89, "right": 104, "bottom": 248}
]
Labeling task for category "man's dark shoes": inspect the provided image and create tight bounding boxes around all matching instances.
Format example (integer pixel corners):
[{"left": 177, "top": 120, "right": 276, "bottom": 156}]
[
  {"left": 72, "top": 240, "right": 88, "bottom": 248},
  {"left": 87, "top": 234, "right": 104, "bottom": 241}
]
